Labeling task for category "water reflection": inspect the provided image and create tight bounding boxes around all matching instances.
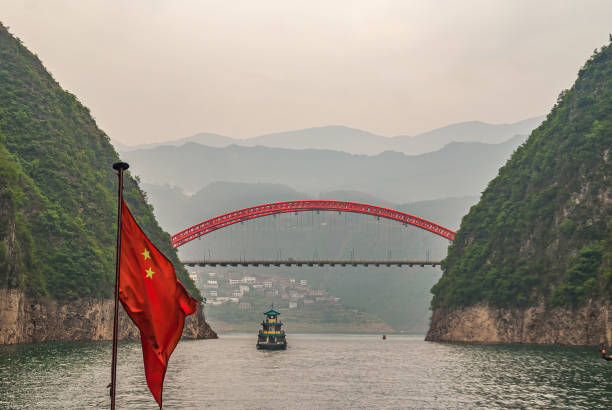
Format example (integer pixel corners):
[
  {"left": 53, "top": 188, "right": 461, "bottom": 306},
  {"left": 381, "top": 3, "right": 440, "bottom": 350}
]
[{"left": 1, "top": 335, "right": 610, "bottom": 409}]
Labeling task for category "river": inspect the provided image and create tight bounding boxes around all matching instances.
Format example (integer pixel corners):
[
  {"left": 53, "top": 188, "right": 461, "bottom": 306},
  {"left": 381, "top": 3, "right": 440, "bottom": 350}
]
[{"left": 1, "top": 334, "right": 610, "bottom": 409}]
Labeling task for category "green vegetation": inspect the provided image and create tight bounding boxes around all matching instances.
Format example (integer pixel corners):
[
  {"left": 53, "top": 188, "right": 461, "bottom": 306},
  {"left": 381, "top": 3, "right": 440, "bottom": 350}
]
[
  {"left": 0, "top": 23, "right": 199, "bottom": 300},
  {"left": 550, "top": 242, "right": 606, "bottom": 306},
  {"left": 431, "top": 42, "right": 612, "bottom": 309}
]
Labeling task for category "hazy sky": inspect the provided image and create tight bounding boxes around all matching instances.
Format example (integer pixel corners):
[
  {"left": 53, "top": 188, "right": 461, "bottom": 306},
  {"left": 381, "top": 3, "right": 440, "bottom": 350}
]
[{"left": 1, "top": 1, "right": 611, "bottom": 144}]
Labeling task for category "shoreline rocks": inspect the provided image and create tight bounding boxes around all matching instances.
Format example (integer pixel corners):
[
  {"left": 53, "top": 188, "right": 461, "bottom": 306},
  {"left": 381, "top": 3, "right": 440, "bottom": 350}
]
[
  {"left": 426, "top": 300, "right": 611, "bottom": 346},
  {"left": 0, "top": 288, "right": 217, "bottom": 344}
]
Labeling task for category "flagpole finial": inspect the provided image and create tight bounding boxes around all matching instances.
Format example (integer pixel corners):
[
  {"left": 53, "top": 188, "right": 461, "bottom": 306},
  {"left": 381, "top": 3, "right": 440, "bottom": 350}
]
[{"left": 113, "top": 162, "right": 129, "bottom": 171}]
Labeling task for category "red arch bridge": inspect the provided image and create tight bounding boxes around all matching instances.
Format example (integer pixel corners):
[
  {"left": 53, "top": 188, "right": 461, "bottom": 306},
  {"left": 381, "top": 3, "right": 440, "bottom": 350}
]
[{"left": 172, "top": 200, "right": 455, "bottom": 267}]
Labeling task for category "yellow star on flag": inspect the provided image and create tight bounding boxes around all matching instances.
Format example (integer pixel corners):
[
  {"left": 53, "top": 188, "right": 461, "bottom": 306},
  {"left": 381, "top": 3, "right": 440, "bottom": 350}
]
[
  {"left": 145, "top": 267, "right": 155, "bottom": 279},
  {"left": 142, "top": 248, "right": 151, "bottom": 261}
]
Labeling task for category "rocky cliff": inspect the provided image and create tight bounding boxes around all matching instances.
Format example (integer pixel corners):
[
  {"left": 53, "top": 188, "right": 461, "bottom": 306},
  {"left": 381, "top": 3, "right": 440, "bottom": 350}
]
[
  {"left": 426, "top": 302, "right": 611, "bottom": 345},
  {"left": 0, "top": 289, "right": 217, "bottom": 344}
]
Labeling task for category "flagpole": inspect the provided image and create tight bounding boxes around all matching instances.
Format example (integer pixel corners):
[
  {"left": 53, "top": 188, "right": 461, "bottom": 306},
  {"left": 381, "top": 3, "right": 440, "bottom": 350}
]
[{"left": 111, "top": 161, "right": 129, "bottom": 410}]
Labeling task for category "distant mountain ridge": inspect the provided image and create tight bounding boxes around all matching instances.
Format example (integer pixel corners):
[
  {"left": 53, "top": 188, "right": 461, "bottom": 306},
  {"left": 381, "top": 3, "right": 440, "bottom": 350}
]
[
  {"left": 115, "top": 132, "right": 235, "bottom": 151},
  {"left": 122, "top": 134, "right": 528, "bottom": 204},
  {"left": 396, "top": 116, "right": 544, "bottom": 154},
  {"left": 114, "top": 116, "right": 544, "bottom": 156}
]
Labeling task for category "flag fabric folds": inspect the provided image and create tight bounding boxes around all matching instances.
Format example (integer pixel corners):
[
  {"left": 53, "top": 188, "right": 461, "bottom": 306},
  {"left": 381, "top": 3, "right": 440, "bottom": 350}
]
[{"left": 119, "top": 199, "right": 198, "bottom": 407}]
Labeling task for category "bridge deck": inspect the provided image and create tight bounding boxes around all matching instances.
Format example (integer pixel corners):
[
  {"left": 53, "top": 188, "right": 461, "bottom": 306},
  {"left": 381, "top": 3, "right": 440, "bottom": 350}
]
[{"left": 181, "top": 259, "right": 442, "bottom": 267}]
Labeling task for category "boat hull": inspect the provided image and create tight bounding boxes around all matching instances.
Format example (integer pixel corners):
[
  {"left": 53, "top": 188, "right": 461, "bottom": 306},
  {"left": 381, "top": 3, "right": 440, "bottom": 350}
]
[{"left": 256, "top": 342, "right": 287, "bottom": 350}]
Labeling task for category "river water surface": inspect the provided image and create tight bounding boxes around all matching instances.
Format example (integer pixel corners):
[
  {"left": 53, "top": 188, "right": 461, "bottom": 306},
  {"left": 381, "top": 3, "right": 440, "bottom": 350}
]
[{"left": 1, "top": 334, "right": 610, "bottom": 409}]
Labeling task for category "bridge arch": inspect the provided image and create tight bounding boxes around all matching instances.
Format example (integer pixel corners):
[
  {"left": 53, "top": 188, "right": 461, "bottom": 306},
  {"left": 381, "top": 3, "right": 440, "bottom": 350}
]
[{"left": 171, "top": 200, "right": 455, "bottom": 248}]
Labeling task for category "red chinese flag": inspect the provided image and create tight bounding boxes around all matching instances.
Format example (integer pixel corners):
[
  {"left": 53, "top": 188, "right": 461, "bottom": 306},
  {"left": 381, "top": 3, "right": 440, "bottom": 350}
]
[{"left": 118, "top": 200, "right": 198, "bottom": 407}]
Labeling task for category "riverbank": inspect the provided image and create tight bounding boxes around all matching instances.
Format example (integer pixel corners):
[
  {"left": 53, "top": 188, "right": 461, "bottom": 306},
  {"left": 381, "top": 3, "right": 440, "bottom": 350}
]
[{"left": 0, "top": 289, "right": 217, "bottom": 344}]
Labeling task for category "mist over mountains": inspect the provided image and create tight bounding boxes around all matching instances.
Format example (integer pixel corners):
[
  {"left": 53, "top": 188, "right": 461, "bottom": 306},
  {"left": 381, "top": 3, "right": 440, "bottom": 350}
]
[
  {"left": 142, "top": 181, "right": 477, "bottom": 238},
  {"left": 115, "top": 116, "right": 543, "bottom": 156},
  {"left": 141, "top": 180, "right": 477, "bottom": 332},
  {"left": 122, "top": 116, "right": 541, "bottom": 332},
  {"left": 123, "top": 134, "right": 528, "bottom": 204}
]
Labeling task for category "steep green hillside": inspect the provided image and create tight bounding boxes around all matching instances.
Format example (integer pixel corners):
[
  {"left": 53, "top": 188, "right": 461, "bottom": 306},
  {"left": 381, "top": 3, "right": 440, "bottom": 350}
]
[
  {"left": 431, "top": 43, "right": 612, "bottom": 309},
  {"left": 0, "top": 23, "right": 199, "bottom": 300}
]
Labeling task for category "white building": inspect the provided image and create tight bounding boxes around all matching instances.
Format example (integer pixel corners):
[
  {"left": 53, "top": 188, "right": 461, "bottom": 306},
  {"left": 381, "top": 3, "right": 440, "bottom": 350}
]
[
  {"left": 229, "top": 297, "right": 239, "bottom": 303},
  {"left": 263, "top": 282, "right": 273, "bottom": 289},
  {"left": 300, "top": 279, "right": 308, "bottom": 286},
  {"left": 229, "top": 279, "right": 244, "bottom": 285},
  {"left": 232, "top": 290, "right": 243, "bottom": 297},
  {"left": 204, "top": 280, "right": 218, "bottom": 289},
  {"left": 239, "top": 285, "right": 250, "bottom": 294},
  {"left": 243, "top": 276, "right": 256, "bottom": 283},
  {"left": 189, "top": 274, "right": 198, "bottom": 282},
  {"left": 208, "top": 272, "right": 217, "bottom": 277},
  {"left": 208, "top": 290, "right": 218, "bottom": 297},
  {"left": 289, "top": 301, "right": 298, "bottom": 309}
]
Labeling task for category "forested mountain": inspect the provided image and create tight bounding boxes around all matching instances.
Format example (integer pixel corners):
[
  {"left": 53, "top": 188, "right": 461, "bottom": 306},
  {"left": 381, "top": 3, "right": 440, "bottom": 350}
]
[
  {"left": 430, "top": 42, "right": 612, "bottom": 311},
  {"left": 124, "top": 135, "right": 526, "bottom": 203},
  {"left": 0, "top": 23, "right": 199, "bottom": 300}
]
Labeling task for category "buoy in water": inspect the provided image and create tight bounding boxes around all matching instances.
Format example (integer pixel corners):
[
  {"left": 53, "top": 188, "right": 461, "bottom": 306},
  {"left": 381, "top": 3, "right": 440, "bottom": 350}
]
[
  {"left": 382, "top": 334, "right": 387, "bottom": 340},
  {"left": 599, "top": 344, "right": 612, "bottom": 361}
]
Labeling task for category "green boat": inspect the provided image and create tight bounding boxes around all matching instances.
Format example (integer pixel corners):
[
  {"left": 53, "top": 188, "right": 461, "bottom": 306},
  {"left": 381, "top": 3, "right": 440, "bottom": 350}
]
[{"left": 257, "top": 307, "right": 287, "bottom": 350}]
